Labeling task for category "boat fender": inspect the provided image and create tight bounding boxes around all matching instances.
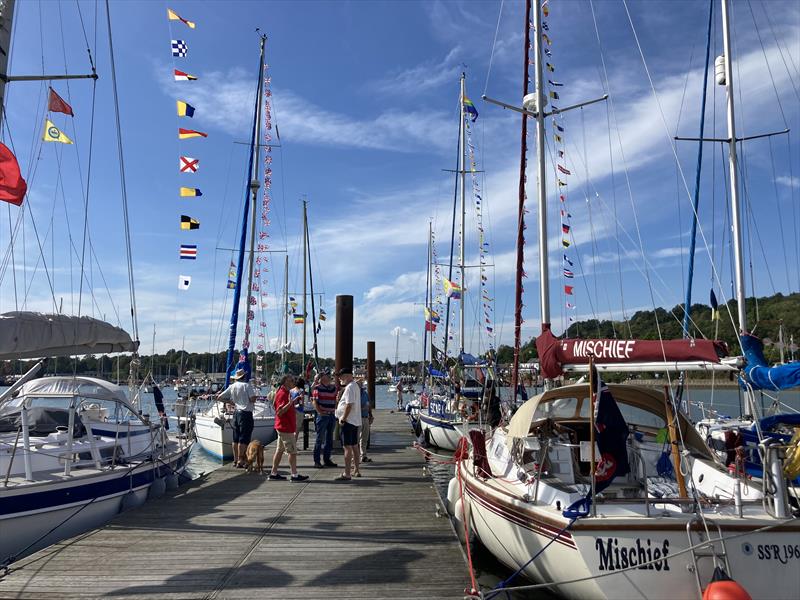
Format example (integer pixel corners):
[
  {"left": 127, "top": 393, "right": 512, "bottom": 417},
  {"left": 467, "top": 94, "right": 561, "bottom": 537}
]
[
  {"left": 452, "top": 498, "right": 472, "bottom": 544},
  {"left": 562, "top": 496, "right": 592, "bottom": 519},
  {"left": 148, "top": 477, "right": 166, "bottom": 500},
  {"left": 446, "top": 477, "right": 460, "bottom": 515},
  {"left": 120, "top": 490, "right": 138, "bottom": 512},
  {"left": 165, "top": 473, "right": 180, "bottom": 490},
  {"left": 213, "top": 416, "right": 226, "bottom": 429},
  {"left": 701, "top": 566, "right": 752, "bottom": 600}
]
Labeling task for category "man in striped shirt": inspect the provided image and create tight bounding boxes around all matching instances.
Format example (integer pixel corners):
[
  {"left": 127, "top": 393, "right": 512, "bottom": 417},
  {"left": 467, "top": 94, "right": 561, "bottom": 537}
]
[{"left": 312, "top": 371, "right": 338, "bottom": 468}]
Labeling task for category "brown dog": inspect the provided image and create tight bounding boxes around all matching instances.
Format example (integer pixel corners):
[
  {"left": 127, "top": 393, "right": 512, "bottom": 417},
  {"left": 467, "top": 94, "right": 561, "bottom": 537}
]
[{"left": 245, "top": 440, "right": 264, "bottom": 474}]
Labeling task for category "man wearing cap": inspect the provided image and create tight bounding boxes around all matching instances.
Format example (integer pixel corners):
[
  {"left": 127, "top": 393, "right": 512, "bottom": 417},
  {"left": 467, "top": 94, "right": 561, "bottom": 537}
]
[
  {"left": 335, "top": 368, "right": 361, "bottom": 481},
  {"left": 217, "top": 368, "right": 257, "bottom": 468},
  {"left": 311, "top": 371, "right": 338, "bottom": 468}
]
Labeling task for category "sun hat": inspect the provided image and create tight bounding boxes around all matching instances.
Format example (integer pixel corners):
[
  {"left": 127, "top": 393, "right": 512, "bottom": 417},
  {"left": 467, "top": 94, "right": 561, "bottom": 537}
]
[{"left": 231, "top": 368, "right": 247, "bottom": 381}]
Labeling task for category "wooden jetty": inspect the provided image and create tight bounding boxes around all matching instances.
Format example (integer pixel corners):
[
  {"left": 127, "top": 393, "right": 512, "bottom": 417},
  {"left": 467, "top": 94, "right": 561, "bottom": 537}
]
[{"left": 0, "top": 410, "right": 470, "bottom": 599}]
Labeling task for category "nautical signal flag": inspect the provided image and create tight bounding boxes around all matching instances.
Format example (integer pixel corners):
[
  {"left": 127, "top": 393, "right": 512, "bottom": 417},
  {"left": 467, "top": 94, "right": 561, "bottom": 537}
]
[
  {"left": 174, "top": 69, "right": 197, "bottom": 81},
  {"left": 293, "top": 314, "right": 305, "bottom": 324},
  {"left": 167, "top": 8, "right": 195, "bottom": 29},
  {"left": 180, "top": 187, "right": 202, "bottom": 197},
  {"left": 425, "top": 321, "right": 437, "bottom": 332},
  {"left": 463, "top": 97, "right": 479, "bottom": 122},
  {"left": 564, "top": 254, "right": 573, "bottom": 266},
  {"left": 549, "top": 91, "right": 559, "bottom": 100},
  {"left": 179, "top": 128, "right": 207, "bottom": 139},
  {"left": 179, "top": 156, "right": 199, "bottom": 173},
  {"left": 171, "top": 40, "right": 188, "bottom": 58},
  {"left": 179, "top": 244, "right": 197, "bottom": 259},
  {"left": 178, "top": 275, "right": 192, "bottom": 291},
  {"left": 562, "top": 223, "right": 570, "bottom": 234},
  {"left": 0, "top": 143, "right": 27, "bottom": 206},
  {"left": 562, "top": 238, "right": 570, "bottom": 248},
  {"left": 42, "top": 119, "right": 73, "bottom": 144},
  {"left": 558, "top": 164, "right": 571, "bottom": 175},
  {"left": 563, "top": 269, "right": 574, "bottom": 278},
  {"left": 424, "top": 306, "right": 440, "bottom": 323},
  {"left": 564, "top": 285, "right": 574, "bottom": 295},
  {"left": 180, "top": 215, "right": 199, "bottom": 230},
  {"left": 176, "top": 100, "right": 195, "bottom": 118},
  {"left": 48, "top": 87, "right": 74, "bottom": 117}
]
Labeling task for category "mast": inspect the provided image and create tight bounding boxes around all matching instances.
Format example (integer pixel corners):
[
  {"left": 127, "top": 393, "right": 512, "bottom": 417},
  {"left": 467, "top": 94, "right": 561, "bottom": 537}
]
[
  {"left": 0, "top": 0, "right": 15, "bottom": 126},
  {"left": 533, "top": 0, "right": 549, "bottom": 328},
  {"left": 720, "top": 0, "right": 747, "bottom": 333},
  {"left": 459, "top": 73, "right": 467, "bottom": 355},
  {"left": 224, "top": 35, "right": 266, "bottom": 387},
  {"left": 302, "top": 198, "right": 308, "bottom": 376},
  {"left": 511, "top": 0, "right": 532, "bottom": 400},
  {"left": 282, "top": 254, "right": 289, "bottom": 372},
  {"left": 423, "top": 222, "right": 432, "bottom": 388}
]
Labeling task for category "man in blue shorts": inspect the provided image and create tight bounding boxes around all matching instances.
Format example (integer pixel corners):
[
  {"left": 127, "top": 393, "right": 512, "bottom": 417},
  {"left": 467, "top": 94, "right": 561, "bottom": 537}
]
[
  {"left": 217, "top": 368, "right": 256, "bottom": 467},
  {"left": 335, "top": 369, "right": 361, "bottom": 480}
]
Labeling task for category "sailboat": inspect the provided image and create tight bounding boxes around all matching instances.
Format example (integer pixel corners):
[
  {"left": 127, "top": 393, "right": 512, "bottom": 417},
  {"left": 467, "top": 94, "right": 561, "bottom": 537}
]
[
  {"left": 0, "top": 2, "right": 191, "bottom": 566},
  {"left": 192, "top": 36, "right": 277, "bottom": 460},
  {"left": 418, "top": 74, "right": 495, "bottom": 451},
  {"left": 448, "top": 1, "right": 799, "bottom": 598}
]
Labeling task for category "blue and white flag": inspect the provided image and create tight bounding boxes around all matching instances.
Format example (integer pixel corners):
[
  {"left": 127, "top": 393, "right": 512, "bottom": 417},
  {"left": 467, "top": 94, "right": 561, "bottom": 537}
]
[{"left": 171, "top": 40, "right": 188, "bottom": 58}]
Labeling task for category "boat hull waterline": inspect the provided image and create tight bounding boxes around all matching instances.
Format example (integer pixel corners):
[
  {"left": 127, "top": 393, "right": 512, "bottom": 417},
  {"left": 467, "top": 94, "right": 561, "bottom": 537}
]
[{"left": 457, "top": 460, "right": 800, "bottom": 600}]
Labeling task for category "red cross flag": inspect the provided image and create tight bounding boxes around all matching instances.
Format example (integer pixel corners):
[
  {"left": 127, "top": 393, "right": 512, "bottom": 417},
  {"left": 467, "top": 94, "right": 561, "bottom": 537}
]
[{"left": 179, "top": 156, "right": 199, "bottom": 173}]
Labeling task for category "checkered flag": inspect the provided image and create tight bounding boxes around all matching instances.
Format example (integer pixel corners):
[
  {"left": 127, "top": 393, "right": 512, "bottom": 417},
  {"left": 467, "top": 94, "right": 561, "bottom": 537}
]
[{"left": 171, "top": 40, "right": 188, "bottom": 58}]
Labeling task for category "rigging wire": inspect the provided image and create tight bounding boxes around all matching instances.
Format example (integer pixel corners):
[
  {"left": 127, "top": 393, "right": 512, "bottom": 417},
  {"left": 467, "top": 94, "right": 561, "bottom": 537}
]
[
  {"left": 104, "top": 0, "right": 139, "bottom": 342},
  {"left": 482, "top": 0, "right": 505, "bottom": 98}
]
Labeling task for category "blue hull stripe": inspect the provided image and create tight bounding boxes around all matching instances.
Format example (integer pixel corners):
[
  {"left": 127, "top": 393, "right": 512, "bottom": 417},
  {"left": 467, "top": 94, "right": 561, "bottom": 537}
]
[
  {"left": 0, "top": 454, "right": 188, "bottom": 517},
  {"left": 90, "top": 428, "right": 152, "bottom": 438}
]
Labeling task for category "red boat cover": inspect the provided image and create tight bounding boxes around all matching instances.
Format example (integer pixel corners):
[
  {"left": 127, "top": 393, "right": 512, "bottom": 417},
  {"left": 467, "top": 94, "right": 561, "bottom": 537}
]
[{"left": 535, "top": 323, "right": 727, "bottom": 379}]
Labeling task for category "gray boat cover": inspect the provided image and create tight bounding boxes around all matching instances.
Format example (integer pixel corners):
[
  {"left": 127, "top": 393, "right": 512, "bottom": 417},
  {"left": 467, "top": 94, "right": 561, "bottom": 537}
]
[{"left": 0, "top": 312, "right": 138, "bottom": 360}]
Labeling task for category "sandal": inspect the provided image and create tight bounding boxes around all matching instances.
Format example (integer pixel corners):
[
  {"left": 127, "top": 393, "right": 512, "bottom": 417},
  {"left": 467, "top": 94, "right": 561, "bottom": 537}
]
[
  {"left": 354, "top": 471, "right": 362, "bottom": 478},
  {"left": 334, "top": 474, "right": 352, "bottom": 481}
]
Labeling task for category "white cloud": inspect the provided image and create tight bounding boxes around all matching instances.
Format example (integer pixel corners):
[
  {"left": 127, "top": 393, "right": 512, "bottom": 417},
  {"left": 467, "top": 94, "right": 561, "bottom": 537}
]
[{"left": 776, "top": 175, "right": 800, "bottom": 189}]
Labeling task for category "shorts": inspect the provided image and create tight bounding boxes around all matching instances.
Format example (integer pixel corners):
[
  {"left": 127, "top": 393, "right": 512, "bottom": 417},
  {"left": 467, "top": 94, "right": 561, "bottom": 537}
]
[
  {"left": 295, "top": 409, "right": 305, "bottom": 432},
  {"left": 340, "top": 422, "right": 359, "bottom": 447},
  {"left": 232, "top": 410, "right": 254, "bottom": 444},
  {"left": 276, "top": 430, "right": 298, "bottom": 454}
]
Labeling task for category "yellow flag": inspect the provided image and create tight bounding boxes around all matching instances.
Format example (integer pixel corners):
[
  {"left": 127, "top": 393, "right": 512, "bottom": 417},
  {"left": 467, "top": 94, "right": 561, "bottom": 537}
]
[
  {"left": 167, "top": 8, "right": 196, "bottom": 29},
  {"left": 42, "top": 119, "right": 73, "bottom": 144}
]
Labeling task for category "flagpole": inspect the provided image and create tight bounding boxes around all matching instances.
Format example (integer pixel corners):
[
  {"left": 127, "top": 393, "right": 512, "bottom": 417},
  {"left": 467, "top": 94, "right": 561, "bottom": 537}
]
[
  {"left": 282, "top": 254, "right": 289, "bottom": 372},
  {"left": 588, "top": 355, "right": 597, "bottom": 517}
]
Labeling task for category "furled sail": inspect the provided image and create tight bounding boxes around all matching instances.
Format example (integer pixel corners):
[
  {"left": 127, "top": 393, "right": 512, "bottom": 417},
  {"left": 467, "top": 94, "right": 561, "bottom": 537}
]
[
  {"left": 740, "top": 334, "right": 800, "bottom": 391},
  {"left": 535, "top": 324, "right": 727, "bottom": 379},
  {"left": 0, "top": 312, "right": 138, "bottom": 360}
]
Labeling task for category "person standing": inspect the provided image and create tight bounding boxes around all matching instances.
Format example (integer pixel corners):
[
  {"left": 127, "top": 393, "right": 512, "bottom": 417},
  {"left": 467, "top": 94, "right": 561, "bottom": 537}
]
[
  {"left": 311, "top": 371, "right": 338, "bottom": 468},
  {"left": 358, "top": 379, "right": 373, "bottom": 463},
  {"left": 216, "top": 368, "right": 256, "bottom": 468},
  {"left": 335, "top": 369, "right": 361, "bottom": 480},
  {"left": 268, "top": 374, "right": 308, "bottom": 482},
  {"left": 289, "top": 377, "right": 306, "bottom": 442},
  {"left": 395, "top": 382, "right": 404, "bottom": 410}
]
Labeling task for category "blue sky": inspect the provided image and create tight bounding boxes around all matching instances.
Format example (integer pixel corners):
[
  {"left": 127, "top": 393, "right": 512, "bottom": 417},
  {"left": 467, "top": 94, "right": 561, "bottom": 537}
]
[{"left": 2, "top": 0, "right": 799, "bottom": 364}]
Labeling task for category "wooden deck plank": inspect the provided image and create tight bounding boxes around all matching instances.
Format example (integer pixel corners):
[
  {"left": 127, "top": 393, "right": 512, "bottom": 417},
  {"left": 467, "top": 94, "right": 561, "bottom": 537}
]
[{"left": 0, "top": 410, "right": 469, "bottom": 599}]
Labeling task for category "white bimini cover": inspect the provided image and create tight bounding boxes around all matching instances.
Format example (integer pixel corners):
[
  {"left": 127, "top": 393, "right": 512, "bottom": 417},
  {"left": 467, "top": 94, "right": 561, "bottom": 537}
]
[
  {"left": 14, "top": 376, "right": 129, "bottom": 404},
  {"left": 0, "top": 312, "right": 138, "bottom": 360}
]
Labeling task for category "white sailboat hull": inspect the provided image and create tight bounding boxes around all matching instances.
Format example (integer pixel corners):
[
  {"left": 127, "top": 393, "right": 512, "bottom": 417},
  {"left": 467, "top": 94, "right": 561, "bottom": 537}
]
[
  {"left": 419, "top": 413, "right": 467, "bottom": 451},
  {"left": 458, "top": 460, "right": 800, "bottom": 599},
  {"left": 194, "top": 414, "right": 276, "bottom": 460},
  {"left": 0, "top": 445, "right": 191, "bottom": 565}
]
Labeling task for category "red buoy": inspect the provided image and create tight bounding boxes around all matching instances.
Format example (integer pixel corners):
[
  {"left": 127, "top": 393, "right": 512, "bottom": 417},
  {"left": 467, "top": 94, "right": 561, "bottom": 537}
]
[{"left": 702, "top": 567, "right": 752, "bottom": 600}]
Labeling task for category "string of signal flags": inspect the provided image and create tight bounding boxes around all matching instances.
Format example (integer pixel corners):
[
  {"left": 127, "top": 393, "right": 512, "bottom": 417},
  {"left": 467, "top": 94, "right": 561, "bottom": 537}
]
[{"left": 168, "top": 7, "right": 204, "bottom": 293}]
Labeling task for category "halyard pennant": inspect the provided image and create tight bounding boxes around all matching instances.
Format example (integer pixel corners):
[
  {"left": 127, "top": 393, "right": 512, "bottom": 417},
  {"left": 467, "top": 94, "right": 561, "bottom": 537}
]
[
  {"left": 179, "top": 156, "right": 199, "bottom": 173},
  {"left": 179, "top": 128, "right": 207, "bottom": 139},
  {"left": 167, "top": 8, "right": 195, "bottom": 29},
  {"left": 173, "top": 69, "right": 197, "bottom": 81}
]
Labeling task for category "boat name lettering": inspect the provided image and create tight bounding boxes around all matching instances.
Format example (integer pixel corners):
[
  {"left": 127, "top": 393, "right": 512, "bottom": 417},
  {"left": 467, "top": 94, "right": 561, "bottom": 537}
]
[
  {"left": 756, "top": 544, "right": 800, "bottom": 564},
  {"left": 429, "top": 398, "right": 448, "bottom": 418},
  {"left": 595, "top": 538, "right": 670, "bottom": 572},
  {"left": 571, "top": 340, "right": 635, "bottom": 360}
]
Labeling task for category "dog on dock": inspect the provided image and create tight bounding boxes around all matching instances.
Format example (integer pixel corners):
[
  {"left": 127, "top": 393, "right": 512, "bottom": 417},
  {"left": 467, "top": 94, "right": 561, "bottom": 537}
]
[{"left": 244, "top": 440, "right": 264, "bottom": 474}]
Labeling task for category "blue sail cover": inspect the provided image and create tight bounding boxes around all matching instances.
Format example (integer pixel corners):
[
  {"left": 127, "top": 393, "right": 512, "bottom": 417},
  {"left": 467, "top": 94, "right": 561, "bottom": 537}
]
[{"left": 739, "top": 334, "right": 800, "bottom": 391}]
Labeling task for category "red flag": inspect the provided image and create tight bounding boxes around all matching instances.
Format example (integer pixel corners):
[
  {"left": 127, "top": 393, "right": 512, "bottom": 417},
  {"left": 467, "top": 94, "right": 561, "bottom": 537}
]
[
  {"left": 564, "top": 285, "right": 574, "bottom": 295},
  {"left": 0, "top": 143, "right": 27, "bottom": 206},
  {"left": 48, "top": 87, "right": 74, "bottom": 117}
]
